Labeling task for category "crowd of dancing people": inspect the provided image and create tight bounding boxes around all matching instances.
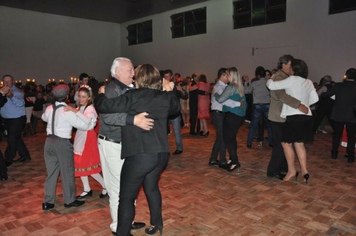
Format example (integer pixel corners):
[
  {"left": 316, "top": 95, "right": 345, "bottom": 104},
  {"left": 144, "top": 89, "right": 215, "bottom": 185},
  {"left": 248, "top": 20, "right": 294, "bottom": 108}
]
[{"left": 0, "top": 55, "right": 355, "bottom": 236}]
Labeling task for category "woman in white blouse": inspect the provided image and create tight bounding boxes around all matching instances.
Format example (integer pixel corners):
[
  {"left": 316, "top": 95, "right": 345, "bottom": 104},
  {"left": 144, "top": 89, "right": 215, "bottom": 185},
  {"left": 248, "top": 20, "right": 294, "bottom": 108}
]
[{"left": 267, "top": 59, "right": 319, "bottom": 183}]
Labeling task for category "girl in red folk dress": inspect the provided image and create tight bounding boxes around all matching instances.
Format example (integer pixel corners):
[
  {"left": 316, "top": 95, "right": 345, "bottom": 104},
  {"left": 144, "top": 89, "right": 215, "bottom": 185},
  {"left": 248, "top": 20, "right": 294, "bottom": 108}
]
[{"left": 64, "top": 85, "right": 107, "bottom": 199}]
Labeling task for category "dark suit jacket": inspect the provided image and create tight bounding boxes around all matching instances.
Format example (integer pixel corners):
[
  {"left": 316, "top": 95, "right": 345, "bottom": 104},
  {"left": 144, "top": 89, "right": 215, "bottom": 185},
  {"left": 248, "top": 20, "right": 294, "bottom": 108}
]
[
  {"left": 95, "top": 88, "right": 180, "bottom": 158},
  {"left": 321, "top": 80, "right": 356, "bottom": 123}
]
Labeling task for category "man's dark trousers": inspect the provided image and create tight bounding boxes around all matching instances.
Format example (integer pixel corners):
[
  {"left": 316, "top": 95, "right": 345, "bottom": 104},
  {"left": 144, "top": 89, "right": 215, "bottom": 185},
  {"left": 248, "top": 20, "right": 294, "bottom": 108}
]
[
  {"left": 189, "top": 108, "right": 200, "bottom": 134},
  {"left": 267, "top": 121, "right": 288, "bottom": 175},
  {"left": 3, "top": 116, "right": 30, "bottom": 161},
  {"left": 210, "top": 111, "right": 226, "bottom": 163}
]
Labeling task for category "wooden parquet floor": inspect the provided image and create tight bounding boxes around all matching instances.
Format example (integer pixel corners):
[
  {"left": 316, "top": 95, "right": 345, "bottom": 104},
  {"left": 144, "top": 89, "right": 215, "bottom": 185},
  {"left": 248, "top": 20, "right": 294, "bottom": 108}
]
[{"left": 0, "top": 122, "right": 355, "bottom": 236}]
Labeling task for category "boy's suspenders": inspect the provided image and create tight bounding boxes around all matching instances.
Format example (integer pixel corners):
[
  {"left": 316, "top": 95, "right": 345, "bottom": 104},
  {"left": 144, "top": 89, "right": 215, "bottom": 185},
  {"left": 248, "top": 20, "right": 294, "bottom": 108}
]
[{"left": 49, "top": 104, "right": 65, "bottom": 138}]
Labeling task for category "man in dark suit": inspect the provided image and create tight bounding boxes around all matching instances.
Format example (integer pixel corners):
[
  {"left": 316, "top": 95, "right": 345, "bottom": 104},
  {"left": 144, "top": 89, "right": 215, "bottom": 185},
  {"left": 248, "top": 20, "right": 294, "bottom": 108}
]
[{"left": 321, "top": 68, "right": 356, "bottom": 163}]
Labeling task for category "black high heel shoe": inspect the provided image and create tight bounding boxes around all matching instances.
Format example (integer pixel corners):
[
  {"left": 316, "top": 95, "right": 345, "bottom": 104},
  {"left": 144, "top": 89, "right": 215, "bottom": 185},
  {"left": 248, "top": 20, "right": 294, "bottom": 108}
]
[
  {"left": 304, "top": 174, "right": 310, "bottom": 184},
  {"left": 145, "top": 225, "right": 163, "bottom": 235},
  {"left": 295, "top": 171, "right": 299, "bottom": 181}
]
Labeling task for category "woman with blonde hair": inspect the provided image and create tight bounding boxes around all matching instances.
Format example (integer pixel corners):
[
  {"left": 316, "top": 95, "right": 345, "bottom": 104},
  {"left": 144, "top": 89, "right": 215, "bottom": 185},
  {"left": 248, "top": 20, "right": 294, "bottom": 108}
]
[{"left": 213, "top": 67, "right": 246, "bottom": 172}]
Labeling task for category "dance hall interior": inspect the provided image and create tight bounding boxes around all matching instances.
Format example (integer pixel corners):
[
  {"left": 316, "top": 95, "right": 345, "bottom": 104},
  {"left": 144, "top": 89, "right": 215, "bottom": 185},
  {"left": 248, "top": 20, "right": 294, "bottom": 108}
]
[{"left": 0, "top": 0, "right": 355, "bottom": 235}]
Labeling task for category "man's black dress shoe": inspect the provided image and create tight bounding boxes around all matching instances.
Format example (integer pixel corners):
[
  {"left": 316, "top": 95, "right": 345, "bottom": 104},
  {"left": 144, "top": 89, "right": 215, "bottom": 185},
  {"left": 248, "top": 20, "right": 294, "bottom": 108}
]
[
  {"left": 131, "top": 222, "right": 146, "bottom": 230},
  {"left": 189, "top": 132, "right": 198, "bottom": 135},
  {"left": 172, "top": 150, "right": 183, "bottom": 155},
  {"left": 201, "top": 131, "right": 209, "bottom": 137},
  {"left": 1, "top": 173, "right": 8, "bottom": 181},
  {"left": 267, "top": 173, "right": 286, "bottom": 180},
  {"left": 42, "top": 202, "right": 55, "bottom": 210},
  {"left": 348, "top": 156, "right": 355, "bottom": 163},
  {"left": 64, "top": 200, "right": 85, "bottom": 208},
  {"left": 209, "top": 160, "right": 219, "bottom": 166},
  {"left": 99, "top": 193, "right": 108, "bottom": 198},
  {"left": 99, "top": 189, "right": 108, "bottom": 198},
  {"left": 13, "top": 157, "right": 31, "bottom": 163},
  {"left": 76, "top": 190, "right": 92, "bottom": 199},
  {"left": 219, "top": 163, "right": 229, "bottom": 170},
  {"left": 247, "top": 145, "right": 252, "bottom": 148}
]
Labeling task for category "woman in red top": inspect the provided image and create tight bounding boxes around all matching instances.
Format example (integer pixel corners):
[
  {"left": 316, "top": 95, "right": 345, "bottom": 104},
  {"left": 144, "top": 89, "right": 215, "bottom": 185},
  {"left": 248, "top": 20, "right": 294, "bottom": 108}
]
[{"left": 196, "top": 74, "right": 211, "bottom": 136}]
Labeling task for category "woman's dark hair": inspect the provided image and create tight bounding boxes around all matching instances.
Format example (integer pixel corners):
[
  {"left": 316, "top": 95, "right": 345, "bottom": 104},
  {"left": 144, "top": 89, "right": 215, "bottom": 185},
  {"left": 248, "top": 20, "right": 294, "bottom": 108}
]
[
  {"left": 135, "top": 64, "right": 162, "bottom": 90},
  {"left": 265, "top": 69, "right": 272, "bottom": 76},
  {"left": 291, "top": 59, "right": 309, "bottom": 79},
  {"left": 277, "top": 54, "right": 294, "bottom": 70},
  {"left": 88, "top": 77, "right": 100, "bottom": 98},
  {"left": 318, "top": 77, "right": 324, "bottom": 86},
  {"left": 198, "top": 74, "right": 207, "bottom": 83}
]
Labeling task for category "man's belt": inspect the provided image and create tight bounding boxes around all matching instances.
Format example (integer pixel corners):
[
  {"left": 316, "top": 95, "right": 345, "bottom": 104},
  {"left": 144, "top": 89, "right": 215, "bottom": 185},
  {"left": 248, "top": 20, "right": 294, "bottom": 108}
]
[
  {"left": 98, "top": 134, "right": 121, "bottom": 144},
  {"left": 211, "top": 110, "right": 223, "bottom": 113}
]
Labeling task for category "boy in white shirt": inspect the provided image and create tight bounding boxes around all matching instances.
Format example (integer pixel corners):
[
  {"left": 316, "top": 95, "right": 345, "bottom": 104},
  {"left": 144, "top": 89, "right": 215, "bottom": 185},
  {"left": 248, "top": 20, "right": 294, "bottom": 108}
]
[{"left": 41, "top": 84, "right": 92, "bottom": 210}]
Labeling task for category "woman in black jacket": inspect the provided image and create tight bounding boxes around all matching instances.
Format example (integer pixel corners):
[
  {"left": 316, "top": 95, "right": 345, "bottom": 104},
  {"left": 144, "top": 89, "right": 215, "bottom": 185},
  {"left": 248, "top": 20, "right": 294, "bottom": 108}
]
[{"left": 95, "top": 64, "right": 180, "bottom": 236}]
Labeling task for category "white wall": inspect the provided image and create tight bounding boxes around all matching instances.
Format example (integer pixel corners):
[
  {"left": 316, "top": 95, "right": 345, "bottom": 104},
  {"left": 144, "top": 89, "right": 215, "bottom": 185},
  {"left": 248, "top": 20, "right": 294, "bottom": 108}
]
[
  {"left": 120, "top": 0, "right": 356, "bottom": 82},
  {"left": 0, "top": 6, "right": 121, "bottom": 85},
  {"left": 1, "top": 0, "right": 355, "bottom": 85}
]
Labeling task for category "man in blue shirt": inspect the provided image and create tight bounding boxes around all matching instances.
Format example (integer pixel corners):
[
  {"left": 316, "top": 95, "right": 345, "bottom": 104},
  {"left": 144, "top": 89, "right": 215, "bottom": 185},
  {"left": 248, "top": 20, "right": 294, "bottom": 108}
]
[{"left": 1, "top": 75, "right": 31, "bottom": 164}]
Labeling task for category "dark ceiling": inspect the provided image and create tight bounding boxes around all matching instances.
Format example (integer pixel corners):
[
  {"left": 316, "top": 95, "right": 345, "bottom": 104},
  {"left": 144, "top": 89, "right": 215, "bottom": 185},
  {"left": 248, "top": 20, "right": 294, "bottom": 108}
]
[{"left": 0, "top": 0, "right": 208, "bottom": 23}]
